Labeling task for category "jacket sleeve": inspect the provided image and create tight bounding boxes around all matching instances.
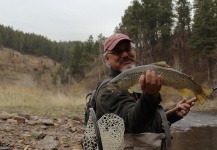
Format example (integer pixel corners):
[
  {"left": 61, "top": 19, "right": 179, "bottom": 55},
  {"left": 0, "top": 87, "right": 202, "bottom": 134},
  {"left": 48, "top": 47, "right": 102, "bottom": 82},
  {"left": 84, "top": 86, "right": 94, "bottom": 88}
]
[
  {"left": 166, "top": 110, "right": 183, "bottom": 124},
  {"left": 96, "top": 83, "right": 162, "bottom": 133}
]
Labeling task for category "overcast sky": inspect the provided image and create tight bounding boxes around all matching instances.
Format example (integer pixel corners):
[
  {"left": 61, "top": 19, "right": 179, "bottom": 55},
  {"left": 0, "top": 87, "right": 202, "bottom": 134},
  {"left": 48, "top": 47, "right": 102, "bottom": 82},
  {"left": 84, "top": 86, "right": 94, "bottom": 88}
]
[{"left": 0, "top": 0, "right": 132, "bottom": 42}]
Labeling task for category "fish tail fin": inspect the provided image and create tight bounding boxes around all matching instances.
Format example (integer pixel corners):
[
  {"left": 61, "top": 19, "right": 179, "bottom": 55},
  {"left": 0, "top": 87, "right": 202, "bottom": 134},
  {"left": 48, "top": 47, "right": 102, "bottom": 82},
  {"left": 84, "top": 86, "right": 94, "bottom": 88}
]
[{"left": 196, "top": 86, "right": 213, "bottom": 105}]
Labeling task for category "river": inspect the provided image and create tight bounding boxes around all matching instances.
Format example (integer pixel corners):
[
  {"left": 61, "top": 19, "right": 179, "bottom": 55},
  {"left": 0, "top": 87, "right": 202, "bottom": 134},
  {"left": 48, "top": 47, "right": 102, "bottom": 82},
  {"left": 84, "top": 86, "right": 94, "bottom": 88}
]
[{"left": 171, "top": 110, "right": 217, "bottom": 150}]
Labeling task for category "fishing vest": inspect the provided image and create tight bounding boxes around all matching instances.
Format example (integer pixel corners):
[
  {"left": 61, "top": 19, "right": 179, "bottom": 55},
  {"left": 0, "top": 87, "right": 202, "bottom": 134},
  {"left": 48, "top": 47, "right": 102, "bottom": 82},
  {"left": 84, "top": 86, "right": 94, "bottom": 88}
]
[{"left": 82, "top": 106, "right": 171, "bottom": 150}]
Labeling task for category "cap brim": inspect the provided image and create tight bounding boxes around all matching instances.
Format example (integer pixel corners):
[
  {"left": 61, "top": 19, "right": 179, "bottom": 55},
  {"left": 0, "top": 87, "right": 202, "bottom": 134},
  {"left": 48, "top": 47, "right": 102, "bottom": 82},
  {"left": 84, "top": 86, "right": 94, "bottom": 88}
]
[{"left": 107, "top": 38, "right": 131, "bottom": 51}]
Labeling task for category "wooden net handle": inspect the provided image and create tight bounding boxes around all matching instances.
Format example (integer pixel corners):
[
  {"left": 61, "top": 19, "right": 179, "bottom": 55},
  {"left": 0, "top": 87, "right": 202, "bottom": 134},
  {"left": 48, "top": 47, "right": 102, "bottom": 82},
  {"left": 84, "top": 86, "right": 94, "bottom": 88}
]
[{"left": 165, "top": 97, "right": 197, "bottom": 116}]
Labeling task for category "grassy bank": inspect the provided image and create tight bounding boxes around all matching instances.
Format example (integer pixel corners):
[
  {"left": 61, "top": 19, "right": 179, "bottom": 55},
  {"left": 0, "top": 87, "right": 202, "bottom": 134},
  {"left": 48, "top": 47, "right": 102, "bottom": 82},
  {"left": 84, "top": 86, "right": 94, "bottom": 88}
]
[
  {"left": 0, "top": 85, "right": 86, "bottom": 118},
  {"left": 0, "top": 85, "right": 216, "bottom": 119}
]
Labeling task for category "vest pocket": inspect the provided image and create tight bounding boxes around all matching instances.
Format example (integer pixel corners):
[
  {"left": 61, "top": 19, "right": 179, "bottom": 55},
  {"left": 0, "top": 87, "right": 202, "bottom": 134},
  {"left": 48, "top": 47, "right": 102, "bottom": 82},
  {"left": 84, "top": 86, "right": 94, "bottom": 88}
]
[{"left": 124, "top": 132, "right": 165, "bottom": 150}]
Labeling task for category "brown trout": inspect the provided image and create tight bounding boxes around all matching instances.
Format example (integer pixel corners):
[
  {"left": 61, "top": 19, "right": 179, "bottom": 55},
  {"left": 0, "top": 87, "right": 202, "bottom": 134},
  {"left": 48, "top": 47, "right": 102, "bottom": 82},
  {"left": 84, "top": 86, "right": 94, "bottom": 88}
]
[{"left": 107, "top": 62, "right": 213, "bottom": 104}]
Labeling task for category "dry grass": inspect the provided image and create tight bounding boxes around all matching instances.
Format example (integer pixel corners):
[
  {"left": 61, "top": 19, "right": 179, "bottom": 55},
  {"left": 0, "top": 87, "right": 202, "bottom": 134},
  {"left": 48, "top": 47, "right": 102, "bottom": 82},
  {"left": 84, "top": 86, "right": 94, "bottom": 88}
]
[
  {"left": 0, "top": 84, "right": 86, "bottom": 118},
  {"left": 0, "top": 84, "right": 216, "bottom": 118}
]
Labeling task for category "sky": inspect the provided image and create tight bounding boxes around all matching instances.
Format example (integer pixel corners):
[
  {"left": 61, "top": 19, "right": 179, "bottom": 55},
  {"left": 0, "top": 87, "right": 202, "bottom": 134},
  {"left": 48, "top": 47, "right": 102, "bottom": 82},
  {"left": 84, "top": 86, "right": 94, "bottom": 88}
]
[{"left": 0, "top": 0, "right": 132, "bottom": 42}]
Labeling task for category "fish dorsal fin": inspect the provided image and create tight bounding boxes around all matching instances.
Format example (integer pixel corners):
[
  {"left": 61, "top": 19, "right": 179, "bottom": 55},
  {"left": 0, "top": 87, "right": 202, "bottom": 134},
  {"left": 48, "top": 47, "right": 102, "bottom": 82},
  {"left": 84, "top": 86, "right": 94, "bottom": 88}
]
[
  {"left": 189, "top": 75, "right": 194, "bottom": 80},
  {"left": 152, "top": 61, "right": 170, "bottom": 67}
]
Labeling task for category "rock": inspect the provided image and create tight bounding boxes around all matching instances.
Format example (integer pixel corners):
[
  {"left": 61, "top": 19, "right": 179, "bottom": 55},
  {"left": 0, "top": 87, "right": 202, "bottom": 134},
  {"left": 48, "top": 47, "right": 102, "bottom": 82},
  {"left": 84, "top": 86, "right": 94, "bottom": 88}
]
[
  {"left": 0, "top": 111, "right": 14, "bottom": 120},
  {"left": 0, "top": 147, "right": 11, "bottom": 150},
  {"left": 30, "top": 115, "right": 40, "bottom": 120},
  {"left": 31, "top": 131, "right": 47, "bottom": 139},
  {"left": 41, "top": 119, "right": 54, "bottom": 126},
  {"left": 28, "top": 120, "right": 42, "bottom": 125},
  {"left": 71, "top": 127, "right": 76, "bottom": 132},
  {"left": 18, "top": 113, "right": 30, "bottom": 120},
  {"left": 24, "top": 145, "right": 31, "bottom": 150},
  {"left": 40, "top": 125, "right": 48, "bottom": 130},
  {"left": 0, "top": 127, "right": 3, "bottom": 131},
  {"left": 36, "top": 135, "right": 58, "bottom": 149},
  {"left": 6, "top": 119, "right": 17, "bottom": 124},
  {"left": 54, "top": 118, "right": 62, "bottom": 123},
  {"left": 13, "top": 116, "right": 26, "bottom": 124},
  {"left": 21, "top": 133, "right": 31, "bottom": 137}
]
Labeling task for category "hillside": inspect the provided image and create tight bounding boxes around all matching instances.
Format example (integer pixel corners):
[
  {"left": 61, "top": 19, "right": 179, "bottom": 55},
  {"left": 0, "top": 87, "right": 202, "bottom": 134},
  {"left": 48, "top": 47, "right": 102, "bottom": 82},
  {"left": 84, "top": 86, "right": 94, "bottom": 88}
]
[{"left": 0, "top": 47, "right": 60, "bottom": 90}]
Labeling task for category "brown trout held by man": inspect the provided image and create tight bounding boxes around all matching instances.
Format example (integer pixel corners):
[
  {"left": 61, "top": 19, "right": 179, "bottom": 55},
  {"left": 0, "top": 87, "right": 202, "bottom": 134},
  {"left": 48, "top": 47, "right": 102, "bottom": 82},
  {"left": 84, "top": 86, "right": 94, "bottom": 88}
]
[{"left": 106, "top": 61, "right": 213, "bottom": 104}]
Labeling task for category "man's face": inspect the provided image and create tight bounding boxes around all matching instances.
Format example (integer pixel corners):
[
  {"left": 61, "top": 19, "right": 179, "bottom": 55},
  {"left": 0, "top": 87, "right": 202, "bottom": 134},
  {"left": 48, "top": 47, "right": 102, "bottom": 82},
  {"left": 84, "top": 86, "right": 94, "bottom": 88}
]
[{"left": 104, "top": 40, "right": 136, "bottom": 72}]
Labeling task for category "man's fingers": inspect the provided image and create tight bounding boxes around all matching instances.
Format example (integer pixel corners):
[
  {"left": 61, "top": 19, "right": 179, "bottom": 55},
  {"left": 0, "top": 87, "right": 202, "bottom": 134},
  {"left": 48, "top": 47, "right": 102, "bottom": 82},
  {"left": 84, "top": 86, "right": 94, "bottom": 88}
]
[
  {"left": 145, "top": 70, "right": 151, "bottom": 84},
  {"left": 151, "top": 71, "right": 156, "bottom": 85},
  {"left": 178, "top": 104, "right": 187, "bottom": 111},
  {"left": 177, "top": 100, "right": 191, "bottom": 113},
  {"left": 190, "top": 102, "right": 195, "bottom": 107},
  {"left": 176, "top": 99, "right": 195, "bottom": 117},
  {"left": 140, "top": 70, "right": 162, "bottom": 95},
  {"left": 139, "top": 74, "right": 145, "bottom": 88},
  {"left": 157, "top": 75, "right": 162, "bottom": 90}
]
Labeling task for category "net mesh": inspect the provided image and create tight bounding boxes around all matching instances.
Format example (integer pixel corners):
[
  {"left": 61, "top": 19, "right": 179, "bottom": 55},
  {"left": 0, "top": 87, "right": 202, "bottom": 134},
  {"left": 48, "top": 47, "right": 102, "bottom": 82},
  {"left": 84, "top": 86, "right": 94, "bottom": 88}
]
[
  {"left": 82, "top": 113, "right": 125, "bottom": 150},
  {"left": 98, "top": 113, "right": 125, "bottom": 150},
  {"left": 82, "top": 114, "right": 98, "bottom": 150}
]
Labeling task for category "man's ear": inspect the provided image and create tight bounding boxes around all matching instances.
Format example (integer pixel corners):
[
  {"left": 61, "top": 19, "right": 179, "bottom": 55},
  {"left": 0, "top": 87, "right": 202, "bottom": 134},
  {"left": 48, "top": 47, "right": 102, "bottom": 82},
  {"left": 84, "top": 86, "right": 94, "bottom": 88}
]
[{"left": 103, "top": 54, "right": 110, "bottom": 64}]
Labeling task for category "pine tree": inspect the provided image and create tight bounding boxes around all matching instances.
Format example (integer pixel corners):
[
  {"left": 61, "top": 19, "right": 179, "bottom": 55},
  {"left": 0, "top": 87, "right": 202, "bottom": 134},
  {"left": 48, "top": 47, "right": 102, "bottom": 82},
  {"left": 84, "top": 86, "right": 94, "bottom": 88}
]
[
  {"left": 17, "top": 31, "right": 24, "bottom": 51},
  {"left": 157, "top": 0, "right": 174, "bottom": 62},
  {"left": 69, "top": 41, "right": 84, "bottom": 77},
  {"left": 0, "top": 33, "right": 2, "bottom": 47},
  {"left": 190, "top": 0, "right": 217, "bottom": 82},
  {"left": 118, "top": 0, "right": 150, "bottom": 64},
  {"left": 191, "top": 0, "right": 217, "bottom": 54},
  {"left": 174, "top": 0, "right": 192, "bottom": 36},
  {"left": 118, "top": 0, "right": 143, "bottom": 42}
]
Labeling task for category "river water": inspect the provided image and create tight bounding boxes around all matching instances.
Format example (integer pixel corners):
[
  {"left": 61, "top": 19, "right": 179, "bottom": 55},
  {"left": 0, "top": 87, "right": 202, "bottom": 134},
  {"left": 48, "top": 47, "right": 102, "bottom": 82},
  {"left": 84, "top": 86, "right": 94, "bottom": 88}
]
[{"left": 171, "top": 111, "right": 217, "bottom": 150}]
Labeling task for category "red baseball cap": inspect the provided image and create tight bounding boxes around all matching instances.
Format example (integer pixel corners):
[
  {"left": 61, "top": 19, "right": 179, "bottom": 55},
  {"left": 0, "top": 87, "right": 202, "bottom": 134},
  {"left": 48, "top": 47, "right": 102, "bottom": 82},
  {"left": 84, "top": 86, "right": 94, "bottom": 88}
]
[{"left": 104, "top": 33, "right": 132, "bottom": 52}]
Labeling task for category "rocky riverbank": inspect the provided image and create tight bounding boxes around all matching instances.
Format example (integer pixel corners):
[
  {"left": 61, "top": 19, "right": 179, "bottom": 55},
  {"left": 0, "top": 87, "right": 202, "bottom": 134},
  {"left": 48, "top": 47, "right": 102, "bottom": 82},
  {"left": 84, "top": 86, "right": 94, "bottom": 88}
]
[{"left": 0, "top": 111, "right": 85, "bottom": 150}]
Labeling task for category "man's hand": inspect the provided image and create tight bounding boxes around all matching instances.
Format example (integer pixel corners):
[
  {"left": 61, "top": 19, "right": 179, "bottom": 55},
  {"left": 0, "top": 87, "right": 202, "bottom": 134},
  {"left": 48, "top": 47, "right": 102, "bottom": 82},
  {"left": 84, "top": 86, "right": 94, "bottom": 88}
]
[
  {"left": 139, "top": 70, "right": 162, "bottom": 97},
  {"left": 176, "top": 99, "right": 195, "bottom": 117}
]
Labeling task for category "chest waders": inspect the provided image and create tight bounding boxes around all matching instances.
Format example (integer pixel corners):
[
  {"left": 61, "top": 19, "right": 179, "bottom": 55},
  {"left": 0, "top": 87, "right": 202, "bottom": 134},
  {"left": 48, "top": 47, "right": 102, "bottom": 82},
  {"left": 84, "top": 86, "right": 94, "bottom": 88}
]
[
  {"left": 124, "top": 106, "right": 171, "bottom": 150},
  {"left": 82, "top": 106, "right": 171, "bottom": 150}
]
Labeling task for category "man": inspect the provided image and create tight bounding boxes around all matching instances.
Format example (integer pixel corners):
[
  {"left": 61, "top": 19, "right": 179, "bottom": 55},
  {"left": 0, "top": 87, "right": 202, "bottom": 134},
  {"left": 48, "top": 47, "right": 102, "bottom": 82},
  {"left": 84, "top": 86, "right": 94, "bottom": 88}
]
[{"left": 95, "top": 33, "right": 194, "bottom": 149}]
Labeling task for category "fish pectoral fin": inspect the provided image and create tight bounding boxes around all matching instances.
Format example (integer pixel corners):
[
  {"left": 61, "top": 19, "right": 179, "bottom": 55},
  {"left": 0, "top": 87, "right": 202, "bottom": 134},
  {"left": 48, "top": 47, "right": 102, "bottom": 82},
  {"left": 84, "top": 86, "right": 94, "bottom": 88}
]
[
  {"left": 152, "top": 61, "right": 170, "bottom": 67},
  {"left": 128, "top": 89, "right": 134, "bottom": 94},
  {"left": 178, "top": 89, "right": 192, "bottom": 99},
  {"left": 130, "top": 84, "right": 142, "bottom": 93}
]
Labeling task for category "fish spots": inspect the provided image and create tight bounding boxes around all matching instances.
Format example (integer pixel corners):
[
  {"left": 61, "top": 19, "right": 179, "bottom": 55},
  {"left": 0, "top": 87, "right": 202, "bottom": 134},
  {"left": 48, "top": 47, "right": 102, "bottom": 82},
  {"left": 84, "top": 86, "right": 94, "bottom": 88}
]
[{"left": 107, "top": 64, "right": 213, "bottom": 104}]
